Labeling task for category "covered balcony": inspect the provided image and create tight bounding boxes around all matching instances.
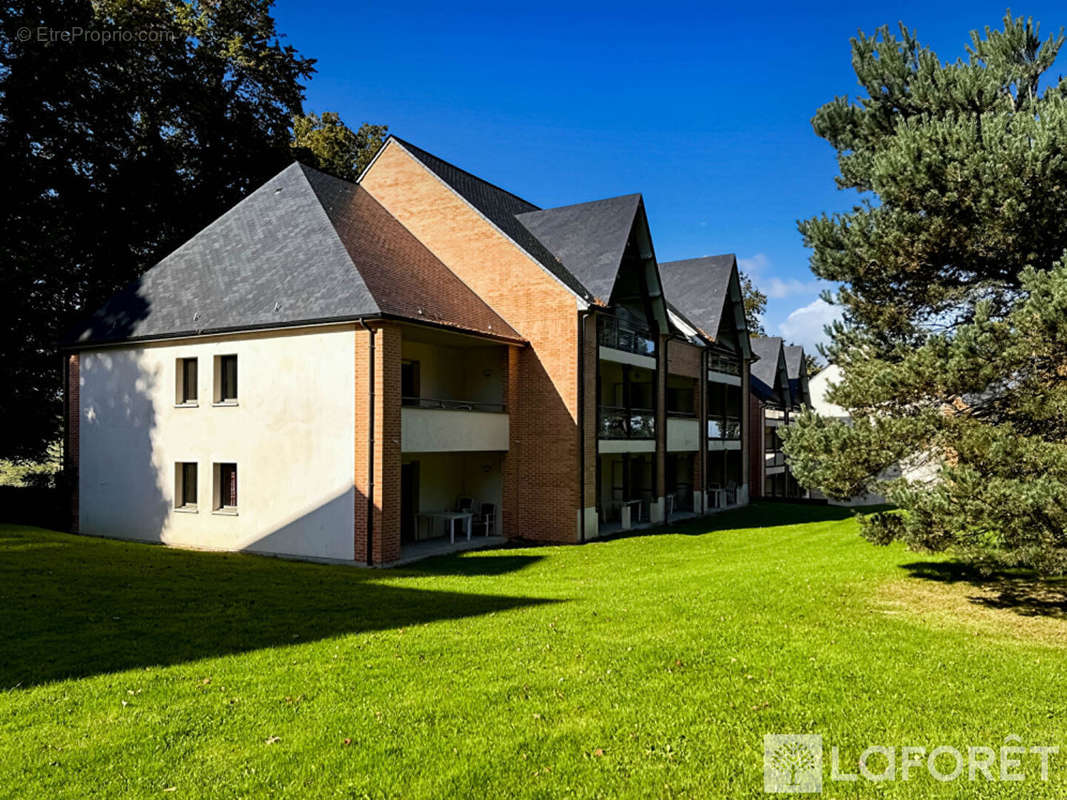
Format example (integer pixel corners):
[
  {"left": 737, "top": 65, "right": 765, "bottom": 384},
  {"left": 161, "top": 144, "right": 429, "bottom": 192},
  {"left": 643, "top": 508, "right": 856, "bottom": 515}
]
[
  {"left": 707, "top": 379, "right": 742, "bottom": 450},
  {"left": 707, "top": 449, "right": 744, "bottom": 510},
  {"left": 400, "top": 329, "right": 509, "bottom": 453},
  {"left": 399, "top": 452, "right": 505, "bottom": 561},
  {"left": 598, "top": 360, "right": 655, "bottom": 452},
  {"left": 666, "top": 374, "right": 699, "bottom": 452},
  {"left": 597, "top": 452, "right": 655, "bottom": 532},
  {"left": 598, "top": 315, "right": 656, "bottom": 368}
]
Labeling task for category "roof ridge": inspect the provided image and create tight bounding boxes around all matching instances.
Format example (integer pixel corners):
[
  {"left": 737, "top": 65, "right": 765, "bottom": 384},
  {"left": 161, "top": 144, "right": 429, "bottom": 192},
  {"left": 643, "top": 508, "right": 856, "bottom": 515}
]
[{"left": 389, "top": 136, "right": 541, "bottom": 211}]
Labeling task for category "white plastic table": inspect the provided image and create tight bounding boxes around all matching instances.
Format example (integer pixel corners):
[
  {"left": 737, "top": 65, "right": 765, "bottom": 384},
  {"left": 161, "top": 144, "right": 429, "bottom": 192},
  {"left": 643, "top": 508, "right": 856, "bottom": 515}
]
[{"left": 418, "top": 511, "right": 473, "bottom": 543}]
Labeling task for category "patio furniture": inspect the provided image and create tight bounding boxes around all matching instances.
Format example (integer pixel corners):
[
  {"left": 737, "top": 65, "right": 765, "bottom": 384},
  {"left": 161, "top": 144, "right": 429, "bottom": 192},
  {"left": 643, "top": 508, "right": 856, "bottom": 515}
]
[
  {"left": 621, "top": 498, "right": 643, "bottom": 530},
  {"left": 474, "top": 503, "right": 495, "bottom": 537},
  {"left": 456, "top": 497, "right": 473, "bottom": 513},
  {"left": 417, "top": 510, "right": 473, "bottom": 543}
]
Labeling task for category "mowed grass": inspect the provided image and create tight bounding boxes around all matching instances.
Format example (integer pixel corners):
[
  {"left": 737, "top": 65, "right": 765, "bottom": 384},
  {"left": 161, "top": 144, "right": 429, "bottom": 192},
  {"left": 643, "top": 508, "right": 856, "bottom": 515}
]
[{"left": 3, "top": 504, "right": 1067, "bottom": 798}]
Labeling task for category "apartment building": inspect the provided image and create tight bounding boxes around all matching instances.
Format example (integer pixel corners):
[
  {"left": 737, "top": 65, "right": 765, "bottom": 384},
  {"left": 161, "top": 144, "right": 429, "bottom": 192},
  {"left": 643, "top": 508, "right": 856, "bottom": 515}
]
[
  {"left": 63, "top": 137, "right": 754, "bottom": 564},
  {"left": 747, "top": 336, "right": 811, "bottom": 499}
]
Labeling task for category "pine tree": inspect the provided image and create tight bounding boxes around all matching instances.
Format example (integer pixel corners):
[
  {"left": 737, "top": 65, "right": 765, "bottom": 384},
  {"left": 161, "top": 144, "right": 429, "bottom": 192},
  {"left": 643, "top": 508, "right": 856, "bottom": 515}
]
[{"left": 784, "top": 14, "right": 1067, "bottom": 574}]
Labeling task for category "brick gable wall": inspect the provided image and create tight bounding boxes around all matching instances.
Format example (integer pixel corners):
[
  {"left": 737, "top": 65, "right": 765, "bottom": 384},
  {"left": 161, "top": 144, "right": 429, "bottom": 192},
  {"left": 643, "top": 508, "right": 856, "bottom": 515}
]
[{"left": 361, "top": 142, "right": 585, "bottom": 542}]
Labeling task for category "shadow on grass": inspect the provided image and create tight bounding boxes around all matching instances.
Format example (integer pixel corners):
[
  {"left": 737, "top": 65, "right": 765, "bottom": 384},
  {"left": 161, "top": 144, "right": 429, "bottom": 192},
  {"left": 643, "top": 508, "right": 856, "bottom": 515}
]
[
  {"left": 658, "top": 501, "right": 866, "bottom": 536},
  {"left": 901, "top": 561, "right": 1067, "bottom": 619},
  {"left": 0, "top": 527, "right": 555, "bottom": 690}
]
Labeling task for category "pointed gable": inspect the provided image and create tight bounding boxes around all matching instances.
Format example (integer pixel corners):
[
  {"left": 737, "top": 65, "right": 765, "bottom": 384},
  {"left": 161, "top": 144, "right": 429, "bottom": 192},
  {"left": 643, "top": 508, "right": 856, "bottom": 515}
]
[
  {"left": 383, "top": 137, "right": 593, "bottom": 302},
  {"left": 658, "top": 254, "right": 750, "bottom": 357},
  {"left": 783, "top": 345, "right": 811, "bottom": 407},
  {"left": 750, "top": 336, "right": 790, "bottom": 403},
  {"left": 66, "top": 162, "right": 521, "bottom": 346},
  {"left": 515, "top": 194, "right": 642, "bottom": 303}
]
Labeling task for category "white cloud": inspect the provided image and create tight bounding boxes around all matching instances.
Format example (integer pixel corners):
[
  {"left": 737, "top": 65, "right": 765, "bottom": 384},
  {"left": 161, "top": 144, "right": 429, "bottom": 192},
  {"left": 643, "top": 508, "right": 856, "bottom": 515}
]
[
  {"left": 778, "top": 298, "right": 843, "bottom": 355},
  {"left": 736, "top": 253, "right": 828, "bottom": 299},
  {"left": 737, "top": 252, "right": 770, "bottom": 276}
]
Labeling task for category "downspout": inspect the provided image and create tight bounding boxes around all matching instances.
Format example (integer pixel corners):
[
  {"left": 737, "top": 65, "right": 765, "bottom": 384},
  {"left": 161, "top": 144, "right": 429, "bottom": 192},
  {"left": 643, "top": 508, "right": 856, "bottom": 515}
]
[
  {"left": 358, "top": 320, "right": 376, "bottom": 566},
  {"left": 700, "top": 345, "right": 708, "bottom": 515},
  {"left": 578, "top": 309, "right": 593, "bottom": 543}
]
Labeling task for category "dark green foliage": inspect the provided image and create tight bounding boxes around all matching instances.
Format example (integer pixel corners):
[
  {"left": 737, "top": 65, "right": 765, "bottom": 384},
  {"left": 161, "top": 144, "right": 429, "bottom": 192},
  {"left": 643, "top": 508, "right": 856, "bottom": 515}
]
[
  {"left": 786, "top": 14, "right": 1067, "bottom": 573},
  {"left": 0, "top": 0, "right": 380, "bottom": 461},
  {"left": 291, "top": 112, "right": 387, "bottom": 181},
  {"left": 739, "top": 271, "right": 767, "bottom": 335}
]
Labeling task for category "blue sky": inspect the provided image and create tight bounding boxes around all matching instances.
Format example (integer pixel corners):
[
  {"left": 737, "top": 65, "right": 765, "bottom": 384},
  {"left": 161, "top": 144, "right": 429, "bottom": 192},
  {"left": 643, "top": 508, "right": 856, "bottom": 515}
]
[{"left": 273, "top": 1, "right": 1067, "bottom": 354}]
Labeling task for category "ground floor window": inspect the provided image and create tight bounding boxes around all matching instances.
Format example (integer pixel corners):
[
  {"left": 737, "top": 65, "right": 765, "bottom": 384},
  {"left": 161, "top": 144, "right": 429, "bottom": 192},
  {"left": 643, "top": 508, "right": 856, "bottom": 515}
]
[
  {"left": 175, "top": 462, "right": 197, "bottom": 510},
  {"left": 214, "top": 463, "right": 238, "bottom": 511}
]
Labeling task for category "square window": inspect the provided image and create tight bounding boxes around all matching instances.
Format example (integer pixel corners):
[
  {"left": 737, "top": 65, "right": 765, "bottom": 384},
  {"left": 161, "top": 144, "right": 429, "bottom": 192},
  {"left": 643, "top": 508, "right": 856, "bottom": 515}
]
[
  {"left": 214, "top": 354, "right": 238, "bottom": 404},
  {"left": 175, "top": 462, "right": 197, "bottom": 510},
  {"left": 214, "top": 463, "right": 238, "bottom": 511},
  {"left": 176, "top": 358, "right": 198, "bottom": 405}
]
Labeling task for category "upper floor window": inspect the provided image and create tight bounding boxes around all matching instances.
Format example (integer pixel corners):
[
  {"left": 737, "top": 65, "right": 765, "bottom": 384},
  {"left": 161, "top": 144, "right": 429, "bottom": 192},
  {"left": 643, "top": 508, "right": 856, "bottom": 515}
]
[
  {"left": 175, "top": 358, "right": 198, "bottom": 405},
  {"left": 214, "top": 355, "right": 238, "bottom": 404}
]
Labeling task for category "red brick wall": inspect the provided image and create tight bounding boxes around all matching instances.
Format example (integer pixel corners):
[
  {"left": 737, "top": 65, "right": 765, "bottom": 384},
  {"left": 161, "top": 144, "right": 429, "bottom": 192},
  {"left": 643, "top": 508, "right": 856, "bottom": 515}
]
[
  {"left": 66, "top": 354, "right": 80, "bottom": 532},
  {"left": 361, "top": 142, "right": 583, "bottom": 542},
  {"left": 354, "top": 323, "right": 402, "bottom": 564},
  {"left": 667, "top": 339, "right": 702, "bottom": 378}
]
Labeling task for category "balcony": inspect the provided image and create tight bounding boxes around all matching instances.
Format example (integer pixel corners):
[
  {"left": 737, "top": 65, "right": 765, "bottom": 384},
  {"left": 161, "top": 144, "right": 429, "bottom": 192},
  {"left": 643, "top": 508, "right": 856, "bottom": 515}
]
[
  {"left": 402, "top": 404, "right": 509, "bottom": 452},
  {"left": 599, "top": 406, "right": 655, "bottom": 440},
  {"left": 708, "top": 417, "right": 742, "bottom": 440},
  {"left": 599, "top": 318, "right": 656, "bottom": 368},
  {"left": 400, "top": 330, "right": 508, "bottom": 453},
  {"left": 765, "top": 450, "right": 785, "bottom": 468},
  {"left": 667, "top": 415, "right": 700, "bottom": 452}
]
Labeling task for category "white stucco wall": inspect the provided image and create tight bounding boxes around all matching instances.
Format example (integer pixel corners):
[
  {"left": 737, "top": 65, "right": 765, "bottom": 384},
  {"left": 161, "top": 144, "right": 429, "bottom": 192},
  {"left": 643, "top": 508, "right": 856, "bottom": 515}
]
[{"left": 78, "top": 325, "right": 357, "bottom": 560}]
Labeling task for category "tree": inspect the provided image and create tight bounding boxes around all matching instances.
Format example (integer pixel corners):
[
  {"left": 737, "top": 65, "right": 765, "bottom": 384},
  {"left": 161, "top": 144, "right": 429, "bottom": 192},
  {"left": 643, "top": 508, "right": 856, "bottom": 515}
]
[
  {"left": 291, "top": 112, "right": 387, "bottom": 181},
  {"left": 803, "top": 353, "right": 821, "bottom": 378},
  {"left": 783, "top": 13, "right": 1067, "bottom": 573},
  {"left": 739, "top": 271, "right": 767, "bottom": 336},
  {"left": 0, "top": 0, "right": 379, "bottom": 461}
]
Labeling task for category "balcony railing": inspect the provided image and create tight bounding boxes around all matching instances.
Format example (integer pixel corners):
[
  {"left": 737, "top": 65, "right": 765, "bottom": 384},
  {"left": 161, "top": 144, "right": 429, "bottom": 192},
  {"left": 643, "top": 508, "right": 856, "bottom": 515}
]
[
  {"left": 402, "top": 397, "right": 507, "bottom": 413},
  {"left": 708, "top": 417, "right": 742, "bottom": 440},
  {"left": 708, "top": 354, "right": 741, "bottom": 376},
  {"left": 598, "top": 319, "right": 655, "bottom": 357},
  {"left": 599, "top": 406, "right": 655, "bottom": 439}
]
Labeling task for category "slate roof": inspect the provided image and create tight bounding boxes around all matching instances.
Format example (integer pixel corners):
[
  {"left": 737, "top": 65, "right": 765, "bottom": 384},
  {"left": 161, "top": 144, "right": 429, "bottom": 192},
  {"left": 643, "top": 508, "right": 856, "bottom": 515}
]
[
  {"left": 65, "top": 163, "right": 521, "bottom": 347},
  {"left": 750, "top": 336, "right": 786, "bottom": 399},
  {"left": 515, "top": 194, "right": 642, "bottom": 304},
  {"left": 783, "top": 345, "right": 805, "bottom": 380},
  {"left": 657, "top": 255, "right": 736, "bottom": 342},
  {"left": 388, "top": 137, "right": 594, "bottom": 302}
]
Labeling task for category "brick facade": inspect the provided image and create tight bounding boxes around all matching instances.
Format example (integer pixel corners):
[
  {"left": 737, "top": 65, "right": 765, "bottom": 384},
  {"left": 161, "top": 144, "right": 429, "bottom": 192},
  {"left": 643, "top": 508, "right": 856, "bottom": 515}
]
[
  {"left": 354, "top": 323, "right": 402, "bottom": 565},
  {"left": 362, "top": 141, "right": 584, "bottom": 543}
]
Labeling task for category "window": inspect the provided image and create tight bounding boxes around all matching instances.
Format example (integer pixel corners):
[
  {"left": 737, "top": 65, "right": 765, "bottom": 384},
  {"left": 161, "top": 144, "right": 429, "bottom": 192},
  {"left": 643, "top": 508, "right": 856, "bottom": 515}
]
[
  {"left": 214, "top": 354, "right": 238, "bottom": 404},
  {"left": 175, "top": 462, "right": 198, "bottom": 510},
  {"left": 214, "top": 463, "right": 238, "bottom": 512},
  {"left": 176, "top": 358, "right": 198, "bottom": 405}
]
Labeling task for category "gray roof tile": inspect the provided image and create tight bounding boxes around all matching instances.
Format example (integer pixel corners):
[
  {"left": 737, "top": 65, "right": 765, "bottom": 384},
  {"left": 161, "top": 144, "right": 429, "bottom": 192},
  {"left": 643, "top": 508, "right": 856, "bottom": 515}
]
[
  {"left": 66, "top": 162, "right": 521, "bottom": 346},
  {"left": 515, "top": 194, "right": 642, "bottom": 304}
]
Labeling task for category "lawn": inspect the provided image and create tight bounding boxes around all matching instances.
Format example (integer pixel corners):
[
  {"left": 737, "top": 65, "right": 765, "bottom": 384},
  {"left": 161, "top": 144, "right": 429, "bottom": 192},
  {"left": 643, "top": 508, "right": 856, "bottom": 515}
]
[{"left": 3, "top": 503, "right": 1066, "bottom": 798}]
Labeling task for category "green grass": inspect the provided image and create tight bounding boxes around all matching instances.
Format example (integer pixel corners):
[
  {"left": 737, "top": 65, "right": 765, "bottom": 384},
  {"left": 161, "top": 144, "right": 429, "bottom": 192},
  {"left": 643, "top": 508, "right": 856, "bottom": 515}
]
[{"left": 3, "top": 504, "right": 1066, "bottom": 798}]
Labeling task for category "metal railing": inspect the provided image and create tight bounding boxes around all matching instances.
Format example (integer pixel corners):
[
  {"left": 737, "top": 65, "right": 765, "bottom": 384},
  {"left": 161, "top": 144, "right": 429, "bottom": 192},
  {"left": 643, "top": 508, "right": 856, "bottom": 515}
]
[
  {"left": 598, "top": 318, "right": 656, "bottom": 357},
  {"left": 402, "top": 397, "right": 507, "bottom": 413},
  {"left": 599, "top": 406, "right": 656, "bottom": 439},
  {"left": 708, "top": 354, "right": 741, "bottom": 376},
  {"left": 708, "top": 417, "right": 742, "bottom": 440}
]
